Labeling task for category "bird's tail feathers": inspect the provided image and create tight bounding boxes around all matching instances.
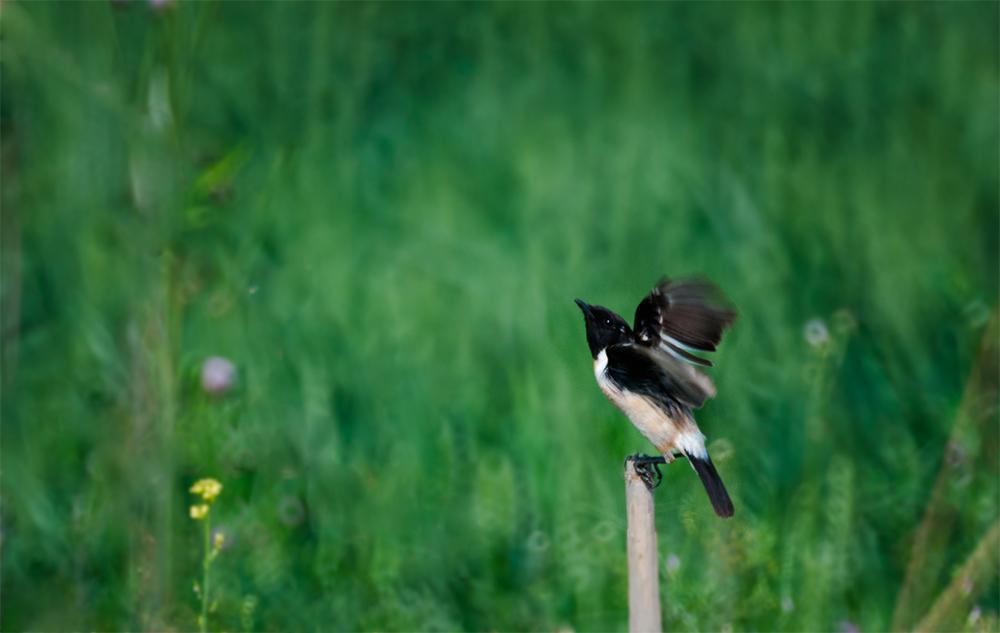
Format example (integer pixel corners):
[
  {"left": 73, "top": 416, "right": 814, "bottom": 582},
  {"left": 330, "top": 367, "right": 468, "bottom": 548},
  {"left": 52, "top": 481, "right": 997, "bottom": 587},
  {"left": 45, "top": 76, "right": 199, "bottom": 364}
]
[{"left": 686, "top": 454, "right": 734, "bottom": 518}]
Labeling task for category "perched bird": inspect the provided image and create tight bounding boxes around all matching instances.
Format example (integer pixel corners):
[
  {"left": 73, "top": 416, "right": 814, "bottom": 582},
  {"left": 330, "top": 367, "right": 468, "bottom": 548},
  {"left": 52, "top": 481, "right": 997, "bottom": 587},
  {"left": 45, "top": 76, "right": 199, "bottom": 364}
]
[{"left": 575, "top": 277, "right": 737, "bottom": 518}]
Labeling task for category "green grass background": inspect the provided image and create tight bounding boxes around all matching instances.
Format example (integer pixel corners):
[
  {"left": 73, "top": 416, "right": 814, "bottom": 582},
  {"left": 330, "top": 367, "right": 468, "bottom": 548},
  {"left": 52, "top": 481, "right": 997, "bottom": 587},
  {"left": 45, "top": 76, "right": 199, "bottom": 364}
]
[{"left": 2, "top": 3, "right": 998, "bottom": 631}]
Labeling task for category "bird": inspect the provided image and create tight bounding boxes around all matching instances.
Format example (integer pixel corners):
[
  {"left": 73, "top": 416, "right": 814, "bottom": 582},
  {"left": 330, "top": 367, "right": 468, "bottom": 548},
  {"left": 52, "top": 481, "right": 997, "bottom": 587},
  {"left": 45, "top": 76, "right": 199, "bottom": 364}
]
[{"left": 575, "top": 276, "right": 737, "bottom": 518}]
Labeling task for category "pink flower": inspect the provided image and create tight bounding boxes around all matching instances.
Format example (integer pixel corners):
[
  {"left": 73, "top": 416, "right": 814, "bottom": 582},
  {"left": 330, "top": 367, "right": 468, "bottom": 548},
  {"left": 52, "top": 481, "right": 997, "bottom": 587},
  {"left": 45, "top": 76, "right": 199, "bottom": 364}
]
[{"left": 201, "top": 357, "right": 236, "bottom": 395}]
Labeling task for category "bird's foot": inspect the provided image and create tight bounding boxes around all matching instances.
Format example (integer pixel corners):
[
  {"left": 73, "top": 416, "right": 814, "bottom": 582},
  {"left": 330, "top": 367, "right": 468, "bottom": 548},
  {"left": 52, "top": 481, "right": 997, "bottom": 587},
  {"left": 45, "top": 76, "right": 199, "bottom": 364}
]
[{"left": 627, "top": 453, "right": 667, "bottom": 490}]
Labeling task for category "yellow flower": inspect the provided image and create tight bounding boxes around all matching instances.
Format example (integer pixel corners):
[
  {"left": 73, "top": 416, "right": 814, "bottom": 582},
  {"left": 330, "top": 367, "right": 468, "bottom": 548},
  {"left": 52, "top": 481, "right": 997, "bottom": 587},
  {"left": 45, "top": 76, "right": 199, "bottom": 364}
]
[
  {"left": 190, "top": 478, "right": 223, "bottom": 503},
  {"left": 213, "top": 531, "right": 226, "bottom": 549},
  {"left": 190, "top": 504, "right": 210, "bottom": 520}
]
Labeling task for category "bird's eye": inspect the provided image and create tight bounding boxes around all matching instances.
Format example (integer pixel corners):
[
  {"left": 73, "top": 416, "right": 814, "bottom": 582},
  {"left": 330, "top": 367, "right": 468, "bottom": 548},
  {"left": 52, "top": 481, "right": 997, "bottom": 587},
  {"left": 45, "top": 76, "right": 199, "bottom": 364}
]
[{"left": 604, "top": 318, "right": 613, "bottom": 326}]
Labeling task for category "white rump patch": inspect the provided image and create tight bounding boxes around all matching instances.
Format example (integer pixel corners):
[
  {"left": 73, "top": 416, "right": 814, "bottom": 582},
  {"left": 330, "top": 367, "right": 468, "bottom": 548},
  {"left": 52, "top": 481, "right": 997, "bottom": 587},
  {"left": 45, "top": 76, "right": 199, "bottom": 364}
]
[{"left": 674, "top": 429, "right": 708, "bottom": 460}]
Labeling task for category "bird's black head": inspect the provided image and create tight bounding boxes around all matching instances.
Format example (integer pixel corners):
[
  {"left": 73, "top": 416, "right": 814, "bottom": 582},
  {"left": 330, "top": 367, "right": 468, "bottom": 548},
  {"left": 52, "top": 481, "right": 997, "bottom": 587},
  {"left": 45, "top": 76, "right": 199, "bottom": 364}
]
[{"left": 575, "top": 299, "right": 633, "bottom": 358}]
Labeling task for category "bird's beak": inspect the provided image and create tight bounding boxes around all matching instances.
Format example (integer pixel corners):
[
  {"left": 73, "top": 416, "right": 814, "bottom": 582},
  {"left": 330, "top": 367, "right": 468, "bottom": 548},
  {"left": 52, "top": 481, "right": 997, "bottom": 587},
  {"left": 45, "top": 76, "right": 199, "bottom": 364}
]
[{"left": 575, "top": 298, "right": 594, "bottom": 318}]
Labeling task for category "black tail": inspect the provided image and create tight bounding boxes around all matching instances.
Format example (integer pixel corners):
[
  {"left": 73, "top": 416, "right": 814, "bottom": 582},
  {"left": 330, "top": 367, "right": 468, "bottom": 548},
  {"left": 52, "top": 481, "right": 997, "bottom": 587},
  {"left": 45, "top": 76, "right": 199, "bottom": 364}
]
[{"left": 686, "top": 454, "right": 734, "bottom": 518}]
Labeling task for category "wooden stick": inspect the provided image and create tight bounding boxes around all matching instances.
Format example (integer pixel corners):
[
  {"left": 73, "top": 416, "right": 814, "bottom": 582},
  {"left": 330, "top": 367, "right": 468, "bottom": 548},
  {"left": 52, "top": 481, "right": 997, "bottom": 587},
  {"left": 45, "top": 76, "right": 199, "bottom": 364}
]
[{"left": 625, "top": 457, "right": 663, "bottom": 633}]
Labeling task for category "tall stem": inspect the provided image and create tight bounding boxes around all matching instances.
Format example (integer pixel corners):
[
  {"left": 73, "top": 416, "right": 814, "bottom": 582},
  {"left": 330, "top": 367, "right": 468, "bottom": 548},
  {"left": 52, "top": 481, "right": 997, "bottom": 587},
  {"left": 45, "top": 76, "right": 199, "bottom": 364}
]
[{"left": 202, "top": 515, "right": 210, "bottom": 633}]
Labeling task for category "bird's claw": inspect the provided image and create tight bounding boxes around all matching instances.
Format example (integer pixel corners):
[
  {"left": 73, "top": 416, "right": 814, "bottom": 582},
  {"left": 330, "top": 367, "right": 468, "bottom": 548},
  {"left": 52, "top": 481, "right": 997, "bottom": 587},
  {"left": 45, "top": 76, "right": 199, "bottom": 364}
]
[{"left": 627, "top": 453, "right": 667, "bottom": 490}]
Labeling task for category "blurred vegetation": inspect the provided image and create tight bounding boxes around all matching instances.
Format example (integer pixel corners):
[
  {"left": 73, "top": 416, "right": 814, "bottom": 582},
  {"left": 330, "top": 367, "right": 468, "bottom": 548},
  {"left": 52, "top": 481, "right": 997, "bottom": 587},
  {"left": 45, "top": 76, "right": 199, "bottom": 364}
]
[{"left": 2, "top": 2, "right": 998, "bottom": 631}]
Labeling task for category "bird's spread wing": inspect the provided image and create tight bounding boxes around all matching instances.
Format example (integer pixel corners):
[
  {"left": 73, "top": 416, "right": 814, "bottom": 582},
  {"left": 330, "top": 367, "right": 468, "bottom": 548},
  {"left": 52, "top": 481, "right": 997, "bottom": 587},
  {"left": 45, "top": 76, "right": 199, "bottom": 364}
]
[
  {"left": 605, "top": 343, "right": 716, "bottom": 410},
  {"left": 633, "top": 276, "right": 737, "bottom": 367}
]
